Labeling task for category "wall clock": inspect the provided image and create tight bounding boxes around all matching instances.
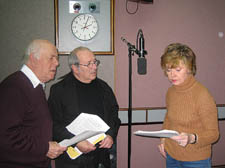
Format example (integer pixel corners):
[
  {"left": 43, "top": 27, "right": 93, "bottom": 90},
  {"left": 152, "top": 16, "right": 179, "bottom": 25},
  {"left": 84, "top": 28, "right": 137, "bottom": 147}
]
[
  {"left": 71, "top": 14, "right": 99, "bottom": 41},
  {"left": 54, "top": 0, "right": 114, "bottom": 55}
]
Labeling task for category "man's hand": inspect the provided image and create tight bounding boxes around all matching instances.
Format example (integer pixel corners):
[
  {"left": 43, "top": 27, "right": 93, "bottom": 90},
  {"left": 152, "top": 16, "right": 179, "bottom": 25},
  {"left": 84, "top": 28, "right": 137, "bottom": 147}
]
[
  {"left": 76, "top": 140, "right": 96, "bottom": 153},
  {"left": 99, "top": 135, "right": 113, "bottom": 149},
  {"left": 46, "top": 141, "right": 67, "bottom": 159}
]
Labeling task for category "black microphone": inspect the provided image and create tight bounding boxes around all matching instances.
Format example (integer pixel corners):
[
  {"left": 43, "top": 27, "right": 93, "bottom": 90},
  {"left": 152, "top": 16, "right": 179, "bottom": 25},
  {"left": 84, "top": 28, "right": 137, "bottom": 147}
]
[
  {"left": 121, "top": 37, "right": 136, "bottom": 51},
  {"left": 137, "top": 29, "right": 147, "bottom": 75}
]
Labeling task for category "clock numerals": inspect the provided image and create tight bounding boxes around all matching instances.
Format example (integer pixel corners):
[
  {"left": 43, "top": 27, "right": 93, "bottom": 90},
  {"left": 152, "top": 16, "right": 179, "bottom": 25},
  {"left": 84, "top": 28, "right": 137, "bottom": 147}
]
[{"left": 71, "top": 14, "right": 99, "bottom": 41}]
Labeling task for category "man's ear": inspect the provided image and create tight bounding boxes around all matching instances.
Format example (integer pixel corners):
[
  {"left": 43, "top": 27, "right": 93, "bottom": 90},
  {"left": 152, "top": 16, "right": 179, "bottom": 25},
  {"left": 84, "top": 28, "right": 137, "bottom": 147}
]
[
  {"left": 28, "top": 53, "right": 38, "bottom": 67},
  {"left": 71, "top": 64, "right": 79, "bottom": 74}
]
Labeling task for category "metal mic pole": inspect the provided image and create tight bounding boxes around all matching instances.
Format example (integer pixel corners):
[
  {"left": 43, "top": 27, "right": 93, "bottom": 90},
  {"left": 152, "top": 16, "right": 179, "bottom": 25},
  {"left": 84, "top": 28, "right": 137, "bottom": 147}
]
[
  {"left": 128, "top": 45, "right": 133, "bottom": 168},
  {"left": 121, "top": 36, "right": 138, "bottom": 168}
]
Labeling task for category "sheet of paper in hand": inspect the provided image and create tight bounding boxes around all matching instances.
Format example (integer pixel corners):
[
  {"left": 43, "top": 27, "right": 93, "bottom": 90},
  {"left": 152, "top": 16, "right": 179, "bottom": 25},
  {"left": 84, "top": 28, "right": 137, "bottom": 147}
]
[
  {"left": 59, "top": 130, "right": 105, "bottom": 147},
  {"left": 134, "top": 129, "right": 179, "bottom": 138},
  {"left": 61, "top": 113, "right": 110, "bottom": 159}
]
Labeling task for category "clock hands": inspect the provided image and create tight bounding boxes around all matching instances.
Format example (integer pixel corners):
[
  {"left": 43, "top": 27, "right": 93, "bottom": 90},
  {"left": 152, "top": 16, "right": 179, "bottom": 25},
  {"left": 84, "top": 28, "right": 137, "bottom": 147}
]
[
  {"left": 83, "top": 23, "right": 93, "bottom": 29},
  {"left": 82, "top": 16, "right": 90, "bottom": 31},
  {"left": 71, "top": 14, "right": 98, "bottom": 41}
]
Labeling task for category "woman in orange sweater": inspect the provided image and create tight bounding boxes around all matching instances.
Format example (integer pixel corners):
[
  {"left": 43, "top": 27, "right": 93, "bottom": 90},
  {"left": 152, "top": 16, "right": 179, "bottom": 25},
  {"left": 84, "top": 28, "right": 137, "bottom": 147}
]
[{"left": 158, "top": 43, "right": 219, "bottom": 168}]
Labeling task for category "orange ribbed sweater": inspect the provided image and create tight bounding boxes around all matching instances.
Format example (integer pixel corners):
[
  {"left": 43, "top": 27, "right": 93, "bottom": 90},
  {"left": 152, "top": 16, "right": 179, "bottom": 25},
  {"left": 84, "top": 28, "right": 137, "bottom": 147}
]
[{"left": 163, "top": 75, "right": 219, "bottom": 161}]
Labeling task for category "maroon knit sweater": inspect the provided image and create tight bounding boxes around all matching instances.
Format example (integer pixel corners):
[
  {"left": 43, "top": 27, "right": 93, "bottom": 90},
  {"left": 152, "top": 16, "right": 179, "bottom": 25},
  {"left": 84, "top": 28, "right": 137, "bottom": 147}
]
[{"left": 0, "top": 71, "right": 52, "bottom": 168}]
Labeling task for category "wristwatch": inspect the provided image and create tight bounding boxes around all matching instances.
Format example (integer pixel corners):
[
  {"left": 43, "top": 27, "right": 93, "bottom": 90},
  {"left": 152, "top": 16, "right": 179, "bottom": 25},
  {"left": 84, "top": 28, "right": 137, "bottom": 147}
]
[{"left": 190, "top": 133, "right": 197, "bottom": 144}]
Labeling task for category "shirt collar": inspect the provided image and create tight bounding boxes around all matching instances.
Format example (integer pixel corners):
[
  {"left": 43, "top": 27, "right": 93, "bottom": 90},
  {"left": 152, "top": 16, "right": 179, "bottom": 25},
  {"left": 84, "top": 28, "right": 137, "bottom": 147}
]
[{"left": 20, "top": 64, "right": 45, "bottom": 89}]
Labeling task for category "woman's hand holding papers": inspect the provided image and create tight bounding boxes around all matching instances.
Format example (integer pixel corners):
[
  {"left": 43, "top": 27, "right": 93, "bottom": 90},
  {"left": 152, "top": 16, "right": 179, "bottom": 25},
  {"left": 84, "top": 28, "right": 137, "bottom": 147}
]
[
  {"left": 158, "top": 132, "right": 197, "bottom": 158},
  {"left": 170, "top": 132, "right": 196, "bottom": 147}
]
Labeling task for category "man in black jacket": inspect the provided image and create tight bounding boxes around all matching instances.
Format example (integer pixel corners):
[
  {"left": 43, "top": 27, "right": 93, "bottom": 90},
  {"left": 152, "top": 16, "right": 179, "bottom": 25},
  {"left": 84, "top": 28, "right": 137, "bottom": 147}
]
[{"left": 48, "top": 46, "right": 121, "bottom": 168}]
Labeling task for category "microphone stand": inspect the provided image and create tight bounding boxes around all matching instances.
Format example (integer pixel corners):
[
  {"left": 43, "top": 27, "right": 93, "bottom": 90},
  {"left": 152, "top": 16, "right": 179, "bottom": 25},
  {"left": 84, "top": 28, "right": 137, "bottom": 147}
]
[
  {"left": 122, "top": 29, "right": 143, "bottom": 168},
  {"left": 127, "top": 44, "right": 137, "bottom": 168}
]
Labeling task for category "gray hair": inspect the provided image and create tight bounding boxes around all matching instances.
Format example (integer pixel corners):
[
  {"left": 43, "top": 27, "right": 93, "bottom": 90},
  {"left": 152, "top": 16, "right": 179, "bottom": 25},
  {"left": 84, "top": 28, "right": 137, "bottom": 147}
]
[
  {"left": 68, "top": 46, "right": 92, "bottom": 69},
  {"left": 22, "top": 40, "right": 42, "bottom": 64}
]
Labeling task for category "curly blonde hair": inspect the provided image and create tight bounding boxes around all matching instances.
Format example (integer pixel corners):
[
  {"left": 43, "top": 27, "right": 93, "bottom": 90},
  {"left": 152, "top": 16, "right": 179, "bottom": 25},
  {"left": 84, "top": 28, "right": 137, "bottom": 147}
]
[{"left": 161, "top": 43, "right": 197, "bottom": 76}]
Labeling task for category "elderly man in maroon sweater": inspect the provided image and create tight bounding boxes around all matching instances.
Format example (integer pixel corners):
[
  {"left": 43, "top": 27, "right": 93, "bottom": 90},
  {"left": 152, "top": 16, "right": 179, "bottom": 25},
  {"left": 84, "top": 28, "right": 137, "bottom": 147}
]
[{"left": 0, "top": 39, "right": 66, "bottom": 168}]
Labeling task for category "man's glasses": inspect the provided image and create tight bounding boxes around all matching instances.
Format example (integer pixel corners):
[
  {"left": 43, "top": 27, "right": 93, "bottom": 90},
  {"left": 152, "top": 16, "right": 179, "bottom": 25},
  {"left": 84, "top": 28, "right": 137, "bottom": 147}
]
[{"left": 76, "top": 59, "right": 100, "bottom": 68}]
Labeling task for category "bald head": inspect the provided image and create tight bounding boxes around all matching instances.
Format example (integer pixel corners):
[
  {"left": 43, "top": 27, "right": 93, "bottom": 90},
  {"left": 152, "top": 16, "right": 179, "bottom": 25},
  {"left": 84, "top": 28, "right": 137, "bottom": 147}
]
[
  {"left": 23, "top": 40, "right": 55, "bottom": 64},
  {"left": 24, "top": 39, "right": 59, "bottom": 83}
]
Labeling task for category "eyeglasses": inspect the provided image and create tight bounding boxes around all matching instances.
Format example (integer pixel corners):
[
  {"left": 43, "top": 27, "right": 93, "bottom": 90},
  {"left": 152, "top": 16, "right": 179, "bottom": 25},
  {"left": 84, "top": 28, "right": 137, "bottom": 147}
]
[{"left": 76, "top": 59, "right": 100, "bottom": 68}]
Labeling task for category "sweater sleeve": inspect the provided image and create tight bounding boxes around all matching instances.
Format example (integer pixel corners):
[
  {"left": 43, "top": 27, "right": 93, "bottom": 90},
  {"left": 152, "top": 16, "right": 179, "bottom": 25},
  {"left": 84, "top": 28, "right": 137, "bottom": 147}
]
[{"left": 194, "top": 88, "right": 219, "bottom": 148}]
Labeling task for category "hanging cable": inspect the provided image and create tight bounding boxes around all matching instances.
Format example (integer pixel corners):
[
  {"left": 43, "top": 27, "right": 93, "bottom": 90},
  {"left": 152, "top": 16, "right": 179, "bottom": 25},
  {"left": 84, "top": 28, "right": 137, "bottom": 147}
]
[{"left": 126, "top": 0, "right": 139, "bottom": 14}]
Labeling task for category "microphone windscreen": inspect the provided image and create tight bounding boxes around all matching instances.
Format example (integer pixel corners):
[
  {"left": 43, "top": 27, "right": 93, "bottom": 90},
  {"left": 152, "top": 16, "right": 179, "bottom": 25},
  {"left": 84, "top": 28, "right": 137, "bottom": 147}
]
[{"left": 137, "top": 57, "right": 147, "bottom": 75}]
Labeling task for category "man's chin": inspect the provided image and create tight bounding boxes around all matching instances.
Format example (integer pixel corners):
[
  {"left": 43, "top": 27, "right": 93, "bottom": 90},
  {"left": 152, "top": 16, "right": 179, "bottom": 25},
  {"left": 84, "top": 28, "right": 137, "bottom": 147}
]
[
  {"left": 48, "top": 74, "right": 56, "bottom": 81},
  {"left": 91, "top": 75, "right": 97, "bottom": 80}
]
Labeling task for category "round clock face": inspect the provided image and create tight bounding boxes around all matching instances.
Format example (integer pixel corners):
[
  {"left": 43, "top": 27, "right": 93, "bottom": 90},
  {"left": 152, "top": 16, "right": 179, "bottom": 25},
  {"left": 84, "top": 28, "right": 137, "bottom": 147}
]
[{"left": 71, "top": 14, "right": 99, "bottom": 41}]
